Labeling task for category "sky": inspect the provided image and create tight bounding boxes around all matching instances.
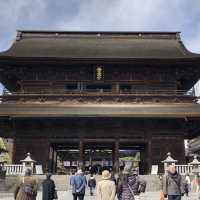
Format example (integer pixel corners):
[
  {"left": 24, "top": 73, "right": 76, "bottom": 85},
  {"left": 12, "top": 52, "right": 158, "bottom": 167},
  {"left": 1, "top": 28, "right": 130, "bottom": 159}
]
[{"left": 0, "top": 0, "right": 200, "bottom": 94}]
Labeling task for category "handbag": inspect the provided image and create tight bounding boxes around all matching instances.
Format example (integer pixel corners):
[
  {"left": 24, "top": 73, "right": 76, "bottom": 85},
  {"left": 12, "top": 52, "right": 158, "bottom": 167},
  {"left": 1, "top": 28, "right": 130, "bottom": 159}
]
[
  {"left": 22, "top": 177, "right": 35, "bottom": 196},
  {"left": 160, "top": 191, "right": 165, "bottom": 200},
  {"left": 127, "top": 184, "right": 135, "bottom": 200}
]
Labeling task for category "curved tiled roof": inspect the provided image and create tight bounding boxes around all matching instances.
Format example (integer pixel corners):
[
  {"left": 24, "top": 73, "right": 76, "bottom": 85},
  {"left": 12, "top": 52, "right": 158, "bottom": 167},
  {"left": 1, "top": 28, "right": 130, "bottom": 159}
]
[{"left": 0, "top": 30, "right": 199, "bottom": 60}]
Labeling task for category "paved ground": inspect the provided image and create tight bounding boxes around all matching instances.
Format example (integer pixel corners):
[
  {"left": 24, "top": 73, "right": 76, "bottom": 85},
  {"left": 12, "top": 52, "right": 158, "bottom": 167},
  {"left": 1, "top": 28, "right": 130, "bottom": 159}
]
[{"left": 1, "top": 191, "right": 199, "bottom": 200}]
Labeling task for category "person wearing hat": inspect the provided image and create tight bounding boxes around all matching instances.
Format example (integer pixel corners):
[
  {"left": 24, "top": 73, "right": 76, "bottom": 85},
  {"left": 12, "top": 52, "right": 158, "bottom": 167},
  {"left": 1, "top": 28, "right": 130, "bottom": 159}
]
[
  {"left": 72, "top": 169, "right": 87, "bottom": 200},
  {"left": 42, "top": 173, "right": 57, "bottom": 200},
  {"left": 117, "top": 164, "right": 146, "bottom": 200},
  {"left": 97, "top": 170, "right": 116, "bottom": 200}
]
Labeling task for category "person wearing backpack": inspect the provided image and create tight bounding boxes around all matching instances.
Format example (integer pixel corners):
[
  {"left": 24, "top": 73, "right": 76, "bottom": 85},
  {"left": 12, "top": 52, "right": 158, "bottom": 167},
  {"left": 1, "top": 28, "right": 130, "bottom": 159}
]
[
  {"left": 72, "top": 169, "right": 87, "bottom": 200},
  {"left": 117, "top": 164, "right": 146, "bottom": 200},
  {"left": 14, "top": 168, "right": 38, "bottom": 200},
  {"left": 163, "top": 164, "right": 185, "bottom": 200},
  {"left": 88, "top": 174, "right": 96, "bottom": 196}
]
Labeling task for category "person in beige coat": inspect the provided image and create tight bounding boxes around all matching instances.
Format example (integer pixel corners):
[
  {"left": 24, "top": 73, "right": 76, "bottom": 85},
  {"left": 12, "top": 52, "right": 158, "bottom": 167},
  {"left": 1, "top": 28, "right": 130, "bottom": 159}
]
[{"left": 97, "top": 170, "right": 116, "bottom": 200}]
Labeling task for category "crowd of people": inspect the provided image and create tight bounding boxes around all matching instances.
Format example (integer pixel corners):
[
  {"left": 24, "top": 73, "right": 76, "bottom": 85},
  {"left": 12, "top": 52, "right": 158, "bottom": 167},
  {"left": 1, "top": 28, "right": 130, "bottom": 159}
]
[
  {"left": 13, "top": 164, "right": 200, "bottom": 200},
  {"left": 69, "top": 164, "right": 147, "bottom": 200}
]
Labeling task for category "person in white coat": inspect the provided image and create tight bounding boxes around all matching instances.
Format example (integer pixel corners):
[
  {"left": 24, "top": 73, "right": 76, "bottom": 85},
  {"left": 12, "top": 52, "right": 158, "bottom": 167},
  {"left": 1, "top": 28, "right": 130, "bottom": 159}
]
[{"left": 97, "top": 170, "right": 116, "bottom": 200}]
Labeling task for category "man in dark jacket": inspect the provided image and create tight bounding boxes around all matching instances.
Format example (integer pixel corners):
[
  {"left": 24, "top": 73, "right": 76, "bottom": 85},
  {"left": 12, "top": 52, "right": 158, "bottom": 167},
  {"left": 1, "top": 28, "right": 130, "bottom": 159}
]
[
  {"left": 88, "top": 174, "right": 96, "bottom": 196},
  {"left": 42, "top": 173, "right": 56, "bottom": 200},
  {"left": 163, "top": 164, "right": 184, "bottom": 200}
]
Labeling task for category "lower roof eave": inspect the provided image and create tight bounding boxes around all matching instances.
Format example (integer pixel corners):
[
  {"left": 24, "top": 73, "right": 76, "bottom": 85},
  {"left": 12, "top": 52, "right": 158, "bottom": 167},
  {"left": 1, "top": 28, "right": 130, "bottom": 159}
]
[
  {"left": 1, "top": 103, "right": 200, "bottom": 118},
  {"left": 1, "top": 56, "right": 200, "bottom": 65}
]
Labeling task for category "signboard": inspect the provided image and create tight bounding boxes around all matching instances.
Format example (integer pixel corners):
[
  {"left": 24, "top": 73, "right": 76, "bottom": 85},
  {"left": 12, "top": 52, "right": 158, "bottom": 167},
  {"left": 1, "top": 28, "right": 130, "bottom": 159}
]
[
  {"left": 64, "top": 161, "right": 71, "bottom": 167},
  {"left": 151, "top": 165, "right": 158, "bottom": 175},
  {"left": 35, "top": 165, "right": 43, "bottom": 175}
]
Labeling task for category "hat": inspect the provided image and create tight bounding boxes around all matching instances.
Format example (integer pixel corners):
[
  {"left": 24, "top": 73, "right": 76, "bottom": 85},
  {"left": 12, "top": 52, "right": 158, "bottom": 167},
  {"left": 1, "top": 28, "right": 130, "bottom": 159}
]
[
  {"left": 77, "top": 169, "right": 83, "bottom": 174},
  {"left": 102, "top": 170, "right": 111, "bottom": 180}
]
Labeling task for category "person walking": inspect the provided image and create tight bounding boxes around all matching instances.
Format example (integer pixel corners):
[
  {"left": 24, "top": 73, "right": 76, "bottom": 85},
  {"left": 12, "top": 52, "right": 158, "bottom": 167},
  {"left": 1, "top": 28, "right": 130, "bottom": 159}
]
[
  {"left": 71, "top": 169, "right": 87, "bottom": 200},
  {"left": 42, "top": 173, "right": 57, "bottom": 200},
  {"left": 97, "top": 170, "right": 116, "bottom": 200},
  {"left": 163, "top": 164, "right": 185, "bottom": 200},
  {"left": 196, "top": 174, "right": 200, "bottom": 200},
  {"left": 14, "top": 168, "right": 38, "bottom": 200},
  {"left": 117, "top": 165, "right": 146, "bottom": 200},
  {"left": 196, "top": 174, "right": 200, "bottom": 192},
  {"left": 184, "top": 174, "right": 191, "bottom": 197},
  {"left": 88, "top": 174, "right": 96, "bottom": 196}
]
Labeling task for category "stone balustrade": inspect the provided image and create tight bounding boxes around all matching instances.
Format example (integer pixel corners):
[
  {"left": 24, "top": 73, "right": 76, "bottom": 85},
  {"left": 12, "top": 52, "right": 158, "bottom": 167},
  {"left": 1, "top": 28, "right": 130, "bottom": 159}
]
[{"left": 4, "top": 164, "right": 24, "bottom": 175}]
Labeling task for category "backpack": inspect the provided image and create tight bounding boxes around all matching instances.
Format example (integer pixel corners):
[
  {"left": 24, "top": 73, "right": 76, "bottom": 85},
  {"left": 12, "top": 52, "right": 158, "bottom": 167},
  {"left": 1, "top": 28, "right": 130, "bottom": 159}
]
[{"left": 22, "top": 177, "right": 35, "bottom": 196}]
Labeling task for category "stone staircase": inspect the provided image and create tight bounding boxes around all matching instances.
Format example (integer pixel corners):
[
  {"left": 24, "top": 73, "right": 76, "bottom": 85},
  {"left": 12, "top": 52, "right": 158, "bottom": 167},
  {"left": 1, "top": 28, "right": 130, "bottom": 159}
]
[
  {"left": 0, "top": 177, "right": 17, "bottom": 192},
  {"left": 0, "top": 175, "right": 161, "bottom": 192}
]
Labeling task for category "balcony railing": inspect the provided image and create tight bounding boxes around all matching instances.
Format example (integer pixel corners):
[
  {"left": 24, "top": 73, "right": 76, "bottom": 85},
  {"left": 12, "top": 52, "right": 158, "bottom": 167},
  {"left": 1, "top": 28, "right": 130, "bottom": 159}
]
[
  {"left": 2, "top": 89, "right": 195, "bottom": 96},
  {"left": 0, "top": 89, "right": 196, "bottom": 104}
]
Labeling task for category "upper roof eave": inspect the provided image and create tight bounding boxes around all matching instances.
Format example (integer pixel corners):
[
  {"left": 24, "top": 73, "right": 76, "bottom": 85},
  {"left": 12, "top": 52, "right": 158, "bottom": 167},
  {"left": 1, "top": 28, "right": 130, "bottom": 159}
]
[
  {"left": 0, "top": 30, "right": 199, "bottom": 61},
  {"left": 0, "top": 56, "right": 200, "bottom": 64}
]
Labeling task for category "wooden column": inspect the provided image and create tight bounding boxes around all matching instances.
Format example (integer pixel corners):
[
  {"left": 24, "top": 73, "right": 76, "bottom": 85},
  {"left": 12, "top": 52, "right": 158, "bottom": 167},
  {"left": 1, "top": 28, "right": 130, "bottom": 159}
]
[
  {"left": 147, "top": 139, "right": 152, "bottom": 174},
  {"left": 48, "top": 145, "right": 53, "bottom": 172},
  {"left": 113, "top": 140, "right": 119, "bottom": 172},
  {"left": 79, "top": 140, "right": 84, "bottom": 169},
  {"left": 49, "top": 145, "right": 56, "bottom": 173},
  {"left": 52, "top": 150, "right": 57, "bottom": 174}
]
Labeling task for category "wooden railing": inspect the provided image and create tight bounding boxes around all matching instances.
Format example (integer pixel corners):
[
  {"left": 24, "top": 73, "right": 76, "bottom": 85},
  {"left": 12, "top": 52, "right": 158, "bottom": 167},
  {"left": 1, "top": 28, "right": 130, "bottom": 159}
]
[
  {"left": 1, "top": 89, "right": 195, "bottom": 96},
  {"left": 4, "top": 164, "right": 24, "bottom": 175}
]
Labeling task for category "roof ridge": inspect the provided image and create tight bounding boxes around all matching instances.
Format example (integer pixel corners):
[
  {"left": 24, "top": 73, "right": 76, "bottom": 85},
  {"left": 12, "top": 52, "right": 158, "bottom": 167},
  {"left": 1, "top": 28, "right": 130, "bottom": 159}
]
[
  {"left": 17, "top": 30, "right": 181, "bottom": 40},
  {"left": 17, "top": 30, "right": 181, "bottom": 34}
]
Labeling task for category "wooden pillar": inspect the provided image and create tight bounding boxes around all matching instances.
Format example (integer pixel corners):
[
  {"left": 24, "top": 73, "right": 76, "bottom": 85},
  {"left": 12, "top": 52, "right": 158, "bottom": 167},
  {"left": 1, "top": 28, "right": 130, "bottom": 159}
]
[
  {"left": 48, "top": 143, "right": 57, "bottom": 174},
  {"left": 49, "top": 146, "right": 53, "bottom": 172},
  {"left": 52, "top": 150, "right": 57, "bottom": 174},
  {"left": 113, "top": 140, "right": 119, "bottom": 172},
  {"left": 147, "top": 139, "right": 152, "bottom": 174},
  {"left": 79, "top": 140, "right": 84, "bottom": 169}
]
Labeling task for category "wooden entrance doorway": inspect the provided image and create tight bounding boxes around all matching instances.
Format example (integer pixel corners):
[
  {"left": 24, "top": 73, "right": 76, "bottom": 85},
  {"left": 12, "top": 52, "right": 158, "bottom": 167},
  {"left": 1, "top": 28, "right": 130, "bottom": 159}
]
[{"left": 49, "top": 139, "right": 149, "bottom": 174}]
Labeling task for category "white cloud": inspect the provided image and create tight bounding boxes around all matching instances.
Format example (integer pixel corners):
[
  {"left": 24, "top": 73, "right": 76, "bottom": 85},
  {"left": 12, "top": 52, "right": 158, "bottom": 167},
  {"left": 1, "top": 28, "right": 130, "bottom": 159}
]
[
  {"left": 0, "top": 0, "right": 200, "bottom": 53},
  {"left": 58, "top": 0, "right": 200, "bottom": 53},
  {"left": 0, "top": 83, "right": 3, "bottom": 95}
]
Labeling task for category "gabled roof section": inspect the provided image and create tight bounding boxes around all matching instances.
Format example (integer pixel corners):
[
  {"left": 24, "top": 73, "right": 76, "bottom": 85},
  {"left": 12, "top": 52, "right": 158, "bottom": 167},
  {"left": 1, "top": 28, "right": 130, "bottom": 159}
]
[{"left": 0, "top": 30, "right": 199, "bottom": 60}]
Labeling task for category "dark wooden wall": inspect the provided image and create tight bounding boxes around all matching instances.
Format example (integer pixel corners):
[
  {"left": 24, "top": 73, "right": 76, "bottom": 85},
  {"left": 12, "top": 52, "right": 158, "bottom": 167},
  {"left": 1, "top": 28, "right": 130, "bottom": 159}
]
[{"left": 10, "top": 117, "right": 186, "bottom": 173}]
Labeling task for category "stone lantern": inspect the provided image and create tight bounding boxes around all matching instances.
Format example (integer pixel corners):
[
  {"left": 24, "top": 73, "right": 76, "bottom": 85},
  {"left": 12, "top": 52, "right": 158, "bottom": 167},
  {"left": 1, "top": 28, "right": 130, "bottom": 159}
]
[
  {"left": 189, "top": 155, "right": 200, "bottom": 175},
  {"left": 161, "top": 152, "right": 178, "bottom": 173},
  {"left": 20, "top": 153, "right": 36, "bottom": 173}
]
